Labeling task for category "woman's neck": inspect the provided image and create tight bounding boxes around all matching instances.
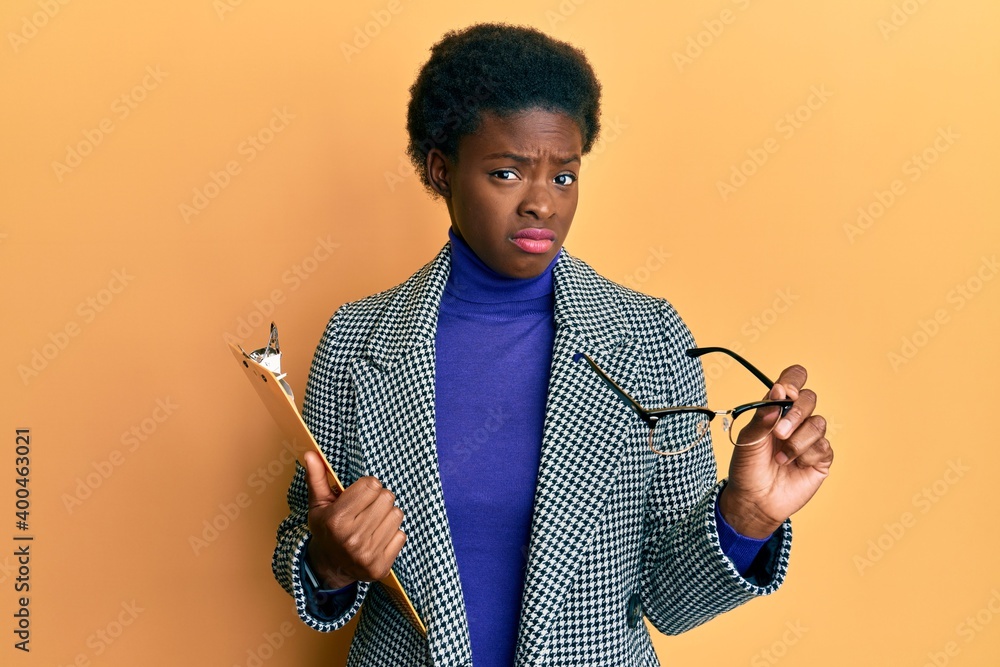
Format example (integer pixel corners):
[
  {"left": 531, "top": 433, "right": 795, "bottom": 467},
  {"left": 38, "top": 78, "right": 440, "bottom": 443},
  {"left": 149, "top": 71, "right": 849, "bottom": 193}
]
[{"left": 445, "top": 227, "right": 558, "bottom": 304}]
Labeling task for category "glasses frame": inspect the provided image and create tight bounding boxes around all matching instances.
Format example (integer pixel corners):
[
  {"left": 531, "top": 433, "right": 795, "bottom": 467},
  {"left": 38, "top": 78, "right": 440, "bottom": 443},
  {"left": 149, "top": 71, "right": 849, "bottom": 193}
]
[{"left": 572, "top": 347, "right": 794, "bottom": 456}]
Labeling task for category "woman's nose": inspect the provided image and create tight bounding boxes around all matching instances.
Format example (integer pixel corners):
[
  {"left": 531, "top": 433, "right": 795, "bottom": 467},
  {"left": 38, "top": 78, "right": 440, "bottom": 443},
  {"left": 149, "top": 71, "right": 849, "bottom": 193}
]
[{"left": 517, "top": 179, "right": 555, "bottom": 219}]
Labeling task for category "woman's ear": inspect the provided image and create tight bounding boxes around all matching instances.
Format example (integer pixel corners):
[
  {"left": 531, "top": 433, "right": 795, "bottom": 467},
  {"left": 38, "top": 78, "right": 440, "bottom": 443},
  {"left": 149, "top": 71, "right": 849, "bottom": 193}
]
[{"left": 426, "top": 148, "right": 451, "bottom": 198}]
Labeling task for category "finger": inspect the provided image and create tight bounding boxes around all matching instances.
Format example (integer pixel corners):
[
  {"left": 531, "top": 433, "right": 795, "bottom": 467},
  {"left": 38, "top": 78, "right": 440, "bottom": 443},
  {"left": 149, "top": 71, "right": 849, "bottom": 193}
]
[
  {"left": 776, "top": 414, "right": 827, "bottom": 464},
  {"left": 327, "top": 476, "right": 388, "bottom": 527},
  {"left": 304, "top": 450, "right": 339, "bottom": 510},
  {"left": 352, "top": 486, "right": 399, "bottom": 542},
  {"left": 388, "top": 528, "right": 407, "bottom": 558},
  {"left": 362, "top": 510, "right": 406, "bottom": 582},
  {"left": 366, "top": 530, "right": 408, "bottom": 582},
  {"left": 767, "top": 383, "right": 784, "bottom": 401},
  {"left": 773, "top": 387, "right": 817, "bottom": 440},
  {"left": 775, "top": 364, "right": 807, "bottom": 400},
  {"left": 734, "top": 402, "right": 783, "bottom": 446},
  {"left": 763, "top": 382, "right": 794, "bottom": 403},
  {"left": 791, "top": 435, "right": 834, "bottom": 471},
  {"left": 378, "top": 529, "right": 408, "bottom": 579},
  {"left": 370, "top": 505, "right": 404, "bottom": 554}
]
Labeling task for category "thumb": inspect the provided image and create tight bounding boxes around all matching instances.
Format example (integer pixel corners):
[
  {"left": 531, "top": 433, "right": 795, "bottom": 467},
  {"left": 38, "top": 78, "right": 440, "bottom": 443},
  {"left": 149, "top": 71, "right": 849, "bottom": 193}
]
[{"left": 303, "top": 450, "right": 337, "bottom": 510}]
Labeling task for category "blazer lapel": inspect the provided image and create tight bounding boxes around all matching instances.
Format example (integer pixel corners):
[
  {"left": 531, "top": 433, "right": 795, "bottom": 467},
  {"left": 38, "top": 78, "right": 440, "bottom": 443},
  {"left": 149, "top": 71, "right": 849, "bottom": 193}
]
[
  {"left": 349, "top": 244, "right": 474, "bottom": 665},
  {"left": 514, "top": 251, "right": 643, "bottom": 664}
]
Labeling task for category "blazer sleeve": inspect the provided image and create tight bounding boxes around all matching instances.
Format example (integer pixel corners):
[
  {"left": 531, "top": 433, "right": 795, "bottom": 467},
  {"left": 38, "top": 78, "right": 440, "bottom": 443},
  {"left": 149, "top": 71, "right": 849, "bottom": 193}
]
[
  {"left": 638, "top": 300, "right": 792, "bottom": 636},
  {"left": 271, "top": 304, "right": 372, "bottom": 632}
]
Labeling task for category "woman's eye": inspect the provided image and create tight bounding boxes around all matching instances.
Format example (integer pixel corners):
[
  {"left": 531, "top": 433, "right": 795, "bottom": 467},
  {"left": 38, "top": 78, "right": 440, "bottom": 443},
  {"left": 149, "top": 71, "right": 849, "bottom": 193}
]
[
  {"left": 491, "top": 169, "right": 518, "bottom": 180},
  {"left": 554, "top": 173, "right": 577, "bottom": 186}
]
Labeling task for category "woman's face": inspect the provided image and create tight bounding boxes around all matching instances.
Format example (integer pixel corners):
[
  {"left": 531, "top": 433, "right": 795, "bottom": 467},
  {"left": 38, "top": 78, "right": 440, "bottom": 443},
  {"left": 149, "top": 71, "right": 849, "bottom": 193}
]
[{"left": 427, "top": 107, "right": 583, "bottom": 279}]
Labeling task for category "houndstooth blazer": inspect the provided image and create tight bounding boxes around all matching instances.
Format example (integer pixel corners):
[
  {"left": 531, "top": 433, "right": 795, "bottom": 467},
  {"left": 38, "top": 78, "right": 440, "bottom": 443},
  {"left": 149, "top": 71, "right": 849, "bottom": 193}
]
[{"left": 272, "top": 241, "right": 792, "bottom": 666}]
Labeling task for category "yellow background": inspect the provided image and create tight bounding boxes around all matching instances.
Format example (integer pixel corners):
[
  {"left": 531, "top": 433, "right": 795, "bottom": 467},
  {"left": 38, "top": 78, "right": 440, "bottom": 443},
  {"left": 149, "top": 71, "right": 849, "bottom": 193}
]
[{"left": 3, "top": 1, "right": 999, "bottom": 665}]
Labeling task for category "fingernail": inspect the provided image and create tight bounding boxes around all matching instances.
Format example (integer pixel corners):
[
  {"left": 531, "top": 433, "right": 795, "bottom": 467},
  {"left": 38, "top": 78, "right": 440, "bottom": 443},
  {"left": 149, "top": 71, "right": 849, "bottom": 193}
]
[
  {"left": 775, "top": 451, "right": 789, "bottom": 465},
  {"left": 775, "top": 419, "right": 792, "bottom": 439}
]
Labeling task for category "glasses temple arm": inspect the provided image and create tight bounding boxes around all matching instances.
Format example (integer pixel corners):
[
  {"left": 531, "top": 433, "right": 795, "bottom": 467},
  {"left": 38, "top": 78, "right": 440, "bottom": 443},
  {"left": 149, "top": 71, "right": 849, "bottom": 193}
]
[
  {"left": 572, "top": 352, "right": 655, "bottom": 426},
  {"left": 685, "top": 346, "right": 776, "bottom": 388}
]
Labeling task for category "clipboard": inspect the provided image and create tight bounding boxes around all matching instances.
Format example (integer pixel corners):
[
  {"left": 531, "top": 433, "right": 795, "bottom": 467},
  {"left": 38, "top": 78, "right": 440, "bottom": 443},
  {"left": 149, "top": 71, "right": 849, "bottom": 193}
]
[{"left": 228, "top": 323, "right": 426, "bottom": 637}]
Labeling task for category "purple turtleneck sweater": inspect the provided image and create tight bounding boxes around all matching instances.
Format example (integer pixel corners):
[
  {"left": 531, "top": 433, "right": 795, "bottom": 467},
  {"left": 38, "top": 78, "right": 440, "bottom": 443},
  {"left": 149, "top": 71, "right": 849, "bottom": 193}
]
[
  {"left": 434, "top": 229, "right": 558, "bottom": 665},
  {"left": 300, "top": 230, "right": 772, "bottom": 660}
]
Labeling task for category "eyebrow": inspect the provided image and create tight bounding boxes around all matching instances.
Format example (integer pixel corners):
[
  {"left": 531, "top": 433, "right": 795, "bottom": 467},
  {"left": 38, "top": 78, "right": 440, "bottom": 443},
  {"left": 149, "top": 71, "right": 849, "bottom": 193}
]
[{"left": 482, "top": 151, "right": 581, "bottom": 165}]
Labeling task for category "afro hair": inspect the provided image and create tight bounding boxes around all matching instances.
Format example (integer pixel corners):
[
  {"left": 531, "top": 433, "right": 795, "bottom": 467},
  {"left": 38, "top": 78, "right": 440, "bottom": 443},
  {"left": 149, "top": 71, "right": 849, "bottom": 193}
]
[{"left": 405, "top": 22, "right": 602, "bottom": 197}]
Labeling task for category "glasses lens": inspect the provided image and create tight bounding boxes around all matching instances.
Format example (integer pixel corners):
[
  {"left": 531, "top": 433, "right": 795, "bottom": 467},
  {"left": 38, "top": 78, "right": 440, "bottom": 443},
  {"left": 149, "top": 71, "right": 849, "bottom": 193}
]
[
  {"left": 649, "top": 412, "right": 712, "bottom": 455},
  {"left": 729, "top": 403, "right": 784, "bottom": 446}
]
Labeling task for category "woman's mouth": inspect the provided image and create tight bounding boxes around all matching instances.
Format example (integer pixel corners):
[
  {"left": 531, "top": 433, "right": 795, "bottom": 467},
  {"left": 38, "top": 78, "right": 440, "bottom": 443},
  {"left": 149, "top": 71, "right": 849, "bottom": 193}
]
[{"left": 511, "top": 228, "right": 556, "bottom": 254}]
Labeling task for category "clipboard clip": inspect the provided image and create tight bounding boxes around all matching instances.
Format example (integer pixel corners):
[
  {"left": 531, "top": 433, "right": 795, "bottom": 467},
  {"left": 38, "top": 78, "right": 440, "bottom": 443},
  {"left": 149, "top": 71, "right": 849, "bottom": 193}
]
[{"left": 238, "top": 322, "right": 292, "bottom": 397}]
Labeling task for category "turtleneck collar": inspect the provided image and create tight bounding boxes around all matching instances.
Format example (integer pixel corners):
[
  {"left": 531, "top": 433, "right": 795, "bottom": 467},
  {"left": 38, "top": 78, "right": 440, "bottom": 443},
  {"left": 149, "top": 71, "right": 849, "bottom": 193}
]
[{"left": 445, "top": 227, "right": 559, "bottom": 304}]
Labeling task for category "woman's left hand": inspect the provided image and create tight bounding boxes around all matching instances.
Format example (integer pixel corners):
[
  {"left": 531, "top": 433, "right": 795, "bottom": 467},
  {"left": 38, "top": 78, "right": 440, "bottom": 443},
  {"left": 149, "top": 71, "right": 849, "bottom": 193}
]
[{"left": 717, "top": 364, "right": 834, "bottom": 539}]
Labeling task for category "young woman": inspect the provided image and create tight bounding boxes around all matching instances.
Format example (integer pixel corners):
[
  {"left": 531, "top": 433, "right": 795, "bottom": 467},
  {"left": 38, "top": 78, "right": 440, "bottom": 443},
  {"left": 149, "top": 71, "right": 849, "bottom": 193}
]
[{"left": 272, "top": 22, "right": 832, "bottom": 666}]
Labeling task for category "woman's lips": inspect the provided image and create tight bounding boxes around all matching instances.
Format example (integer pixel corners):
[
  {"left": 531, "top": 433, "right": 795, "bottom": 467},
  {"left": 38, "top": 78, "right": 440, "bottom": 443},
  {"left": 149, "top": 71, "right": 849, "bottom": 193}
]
[
  {"left": 512, "top": 238, "right": 553, "bottom": 253},
  {"left": 511, "top": 228, "right": 555, "bottom": 254}
]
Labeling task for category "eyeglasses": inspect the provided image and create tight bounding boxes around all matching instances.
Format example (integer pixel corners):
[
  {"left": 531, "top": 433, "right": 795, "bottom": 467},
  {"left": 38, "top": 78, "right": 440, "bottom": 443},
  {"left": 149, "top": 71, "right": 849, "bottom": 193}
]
[{"left": 573, "top": 347, "right": 794, "bottom": 456}]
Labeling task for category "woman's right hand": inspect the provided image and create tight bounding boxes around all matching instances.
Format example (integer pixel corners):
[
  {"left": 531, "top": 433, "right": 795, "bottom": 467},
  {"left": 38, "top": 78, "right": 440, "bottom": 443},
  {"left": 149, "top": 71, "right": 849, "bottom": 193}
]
[{"left": 302, "top": 450, "right": 407, "bottom": 589}]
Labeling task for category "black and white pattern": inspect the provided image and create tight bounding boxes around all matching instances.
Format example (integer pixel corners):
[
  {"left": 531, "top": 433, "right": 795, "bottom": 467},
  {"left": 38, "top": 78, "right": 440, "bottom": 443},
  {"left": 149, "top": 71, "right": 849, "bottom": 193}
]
[{"left": 272, "top": 242, "right": 792, "bottom": 666}]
